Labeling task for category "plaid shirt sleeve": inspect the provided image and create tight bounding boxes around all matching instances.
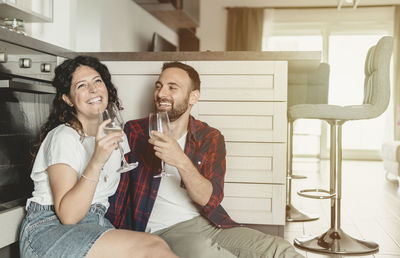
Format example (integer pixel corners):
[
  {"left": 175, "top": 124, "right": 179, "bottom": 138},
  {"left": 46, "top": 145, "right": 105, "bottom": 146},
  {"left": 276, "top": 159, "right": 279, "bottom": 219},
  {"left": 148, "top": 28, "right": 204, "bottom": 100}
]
[
  {"left": 187, "top": 117, "right": 238, "bottom": 228},
  {"left": 198, "top": 131, "right": 226, "bottom": 214}
]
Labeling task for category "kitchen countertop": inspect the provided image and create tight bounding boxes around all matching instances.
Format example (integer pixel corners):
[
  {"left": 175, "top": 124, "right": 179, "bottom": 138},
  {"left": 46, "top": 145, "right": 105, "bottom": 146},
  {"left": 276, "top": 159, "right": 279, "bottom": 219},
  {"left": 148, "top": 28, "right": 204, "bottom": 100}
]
[
  {"left": 0, "top": 28, "right": 321, "bottom": 72},
  {"left": 79, "top": 51, "right": 321, "bottom": 72},
  {"left": 0, "top": 28, "right": 74, "bottom": 57}
]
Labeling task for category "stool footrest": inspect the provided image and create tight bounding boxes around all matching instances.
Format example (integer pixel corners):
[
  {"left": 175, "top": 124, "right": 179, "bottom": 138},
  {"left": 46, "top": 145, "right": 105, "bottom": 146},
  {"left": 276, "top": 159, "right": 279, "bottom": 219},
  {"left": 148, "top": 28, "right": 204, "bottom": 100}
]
[
  {"left": 289, "top": 174, "right": 307, "bottom": 180},
  {"left": 298, "top": 188, "right": 334, "bottom": 199}
]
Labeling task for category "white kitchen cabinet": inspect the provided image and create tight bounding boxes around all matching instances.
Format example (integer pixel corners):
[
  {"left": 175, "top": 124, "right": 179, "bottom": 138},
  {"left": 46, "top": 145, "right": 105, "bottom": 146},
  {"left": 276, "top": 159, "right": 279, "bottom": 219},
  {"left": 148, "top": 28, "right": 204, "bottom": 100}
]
[
  {"left": 105, "top": 60, "right": 288, "bottom": 226},
  {"left": 188, "top": 61, "right": 287, "bottom": 225},
  {"left": 0, "top": 0, "right": 53, "bottom": 22},
  {"left": 0, "top": 206, "right": 25, "bottom": 248}
]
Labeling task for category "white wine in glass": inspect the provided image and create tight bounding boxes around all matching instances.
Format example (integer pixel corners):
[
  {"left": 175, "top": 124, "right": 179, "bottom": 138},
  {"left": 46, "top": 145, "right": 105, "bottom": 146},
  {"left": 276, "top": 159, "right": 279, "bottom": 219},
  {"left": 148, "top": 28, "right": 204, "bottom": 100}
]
[
  {"left": 100, "top": 103, "right": 138, "bottom": 173},
  {"left": 149, "top": 111, "right": 171, "bottom": 178}
]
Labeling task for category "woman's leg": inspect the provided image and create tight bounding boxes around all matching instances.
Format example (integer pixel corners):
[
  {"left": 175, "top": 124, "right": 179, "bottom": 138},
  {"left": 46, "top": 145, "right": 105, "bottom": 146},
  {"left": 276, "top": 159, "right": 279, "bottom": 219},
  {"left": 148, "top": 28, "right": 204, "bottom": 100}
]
[{"left": 87, "top": 229, "right": 177, "bottom": 258}]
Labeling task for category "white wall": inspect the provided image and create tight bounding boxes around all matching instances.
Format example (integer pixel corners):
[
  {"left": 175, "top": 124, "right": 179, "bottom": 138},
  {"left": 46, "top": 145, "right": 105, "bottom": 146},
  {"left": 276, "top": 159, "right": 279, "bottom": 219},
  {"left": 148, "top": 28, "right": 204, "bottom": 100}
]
[
  {"left": 197, "top": 0, "right": 396, "bottom": 51},
  {"left": 198, "top": 0, "right": 280, "bottom": 51},
  {"left": 27, "top": 0, "right": 178, "bottom": 52},
  {"left": 27, "top": 0, "right": 78, "bottom": 50}
]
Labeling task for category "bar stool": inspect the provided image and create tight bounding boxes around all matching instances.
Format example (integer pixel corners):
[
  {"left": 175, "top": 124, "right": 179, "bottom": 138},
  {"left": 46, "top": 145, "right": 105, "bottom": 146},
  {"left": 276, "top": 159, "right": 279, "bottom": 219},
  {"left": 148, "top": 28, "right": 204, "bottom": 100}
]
[
  {"left": 286, "top": 63, "right": 330, "bottom": 222},
  {"left": 293, "top": 36, "right": 393, "bottom": 254}
]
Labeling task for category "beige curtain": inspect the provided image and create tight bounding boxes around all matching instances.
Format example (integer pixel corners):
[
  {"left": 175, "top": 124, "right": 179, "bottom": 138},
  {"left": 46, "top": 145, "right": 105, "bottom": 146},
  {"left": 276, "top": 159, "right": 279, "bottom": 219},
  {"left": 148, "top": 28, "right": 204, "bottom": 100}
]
[
  {"left": 394, "top": 6, "right": 400, "bottom": 140},
  {"left": 226, "top": 7, "right": 264, "bottom": 51}
]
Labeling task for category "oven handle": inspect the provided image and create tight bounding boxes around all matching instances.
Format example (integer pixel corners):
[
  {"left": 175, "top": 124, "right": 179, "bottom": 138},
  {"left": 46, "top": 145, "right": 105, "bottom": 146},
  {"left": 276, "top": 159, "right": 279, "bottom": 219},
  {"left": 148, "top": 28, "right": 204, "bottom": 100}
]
[{"left": 0, "top": 78, "right": 56, "bottom": 94}]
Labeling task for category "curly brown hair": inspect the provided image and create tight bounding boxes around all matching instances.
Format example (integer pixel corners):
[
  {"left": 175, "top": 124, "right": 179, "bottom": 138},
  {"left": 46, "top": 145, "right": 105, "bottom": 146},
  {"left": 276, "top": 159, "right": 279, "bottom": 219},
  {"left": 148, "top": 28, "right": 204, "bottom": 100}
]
[{"left": 34, "top": 55, "right": 122, "bottom": 156}]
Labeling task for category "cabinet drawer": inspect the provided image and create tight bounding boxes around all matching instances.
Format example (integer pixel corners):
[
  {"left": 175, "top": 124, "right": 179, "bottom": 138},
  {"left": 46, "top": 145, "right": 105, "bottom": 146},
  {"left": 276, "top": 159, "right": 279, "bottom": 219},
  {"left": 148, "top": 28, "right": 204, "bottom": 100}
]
[
  {"left": 193, "top": 102, "right": 287, "bottom": 142},
  {"left": 187, "top": 61, "right": 287, "bottom": 101},
  {"left": 221, "top": 183, "right": 285, "bottom": 225},
  {"left": 225, "top": 142, "right": 286, "bottom": 184},
  {"left": 200, "top": 74, "right": 278, "bottom": 101}
]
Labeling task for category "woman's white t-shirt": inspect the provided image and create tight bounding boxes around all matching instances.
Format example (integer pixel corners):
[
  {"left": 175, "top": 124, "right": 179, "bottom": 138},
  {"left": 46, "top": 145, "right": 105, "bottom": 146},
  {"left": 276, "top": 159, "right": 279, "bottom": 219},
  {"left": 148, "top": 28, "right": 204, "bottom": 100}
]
[{"left": 26, "top": 124, "right": 130, "bottom": 209}]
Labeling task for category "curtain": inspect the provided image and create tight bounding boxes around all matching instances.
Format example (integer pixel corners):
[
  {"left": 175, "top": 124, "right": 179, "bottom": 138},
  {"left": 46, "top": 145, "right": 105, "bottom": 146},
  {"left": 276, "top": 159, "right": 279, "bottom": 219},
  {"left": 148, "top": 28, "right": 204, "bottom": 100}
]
[
  {"left": 394, "top": 6, "right": 400, "bottom": 140},
  {"left": 226, "top": 7, "right": 264, "bottom": 51}
]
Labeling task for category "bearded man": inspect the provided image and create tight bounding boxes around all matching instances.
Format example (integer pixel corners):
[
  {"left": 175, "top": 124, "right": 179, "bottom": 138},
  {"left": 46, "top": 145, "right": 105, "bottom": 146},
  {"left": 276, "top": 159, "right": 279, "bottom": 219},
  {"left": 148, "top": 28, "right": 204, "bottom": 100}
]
[{"left": 106, "top": 62, "right": 303, "bottom": 258}]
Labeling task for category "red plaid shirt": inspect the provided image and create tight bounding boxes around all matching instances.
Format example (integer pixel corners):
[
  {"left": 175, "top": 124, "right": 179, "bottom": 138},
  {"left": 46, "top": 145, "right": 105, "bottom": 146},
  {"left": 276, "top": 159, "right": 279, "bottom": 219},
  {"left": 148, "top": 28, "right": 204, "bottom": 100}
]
[{"left": 105, "top": 115, "right": 238, "bottom": 231}]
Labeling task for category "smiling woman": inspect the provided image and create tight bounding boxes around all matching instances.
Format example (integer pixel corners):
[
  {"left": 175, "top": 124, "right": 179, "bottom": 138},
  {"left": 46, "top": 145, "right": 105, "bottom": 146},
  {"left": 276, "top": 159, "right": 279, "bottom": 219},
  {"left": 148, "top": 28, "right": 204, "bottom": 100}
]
[
  {"left": 18, "top": 56, "right": 177, "bottom": 258},
  {"left": 61, "top": 65, "right": 109, "bottom": 136}
]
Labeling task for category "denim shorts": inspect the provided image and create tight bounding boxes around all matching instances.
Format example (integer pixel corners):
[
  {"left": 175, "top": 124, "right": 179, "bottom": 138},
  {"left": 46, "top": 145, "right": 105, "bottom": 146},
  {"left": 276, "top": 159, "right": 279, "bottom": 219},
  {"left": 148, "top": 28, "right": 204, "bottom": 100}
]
[{"left": 19, "top": 202, "right": 115, "bottom": 258}]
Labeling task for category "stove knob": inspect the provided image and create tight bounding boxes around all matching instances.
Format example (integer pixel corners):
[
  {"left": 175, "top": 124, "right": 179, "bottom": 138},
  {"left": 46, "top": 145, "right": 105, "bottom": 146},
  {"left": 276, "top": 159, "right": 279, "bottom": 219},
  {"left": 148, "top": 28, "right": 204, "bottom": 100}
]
[
  {"left": 0, "top": 53, "right": 7, "bottom": 63},
  {"left": 19, "top": 58, "right": 32, "bottom": 68},
  {"left": 41, "top": 63, "right": 52, "bottom": 73}
]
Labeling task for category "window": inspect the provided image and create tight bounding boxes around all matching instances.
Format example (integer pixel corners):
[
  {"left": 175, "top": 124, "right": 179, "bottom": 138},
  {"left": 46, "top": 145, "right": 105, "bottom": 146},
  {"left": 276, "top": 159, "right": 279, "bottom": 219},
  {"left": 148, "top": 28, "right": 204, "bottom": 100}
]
[
  {"left": 329, "top": 35, "right": 387, "bottom": 151},
  {"left": 263, "top": 7, "right": 394, "bottom": 160}
]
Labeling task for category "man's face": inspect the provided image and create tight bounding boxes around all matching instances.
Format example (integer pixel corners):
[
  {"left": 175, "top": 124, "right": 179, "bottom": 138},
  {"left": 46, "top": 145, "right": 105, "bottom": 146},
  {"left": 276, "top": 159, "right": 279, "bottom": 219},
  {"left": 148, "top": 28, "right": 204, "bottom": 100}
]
[{"left": 154, "top": 67, "right": 193, "bottom": 122}]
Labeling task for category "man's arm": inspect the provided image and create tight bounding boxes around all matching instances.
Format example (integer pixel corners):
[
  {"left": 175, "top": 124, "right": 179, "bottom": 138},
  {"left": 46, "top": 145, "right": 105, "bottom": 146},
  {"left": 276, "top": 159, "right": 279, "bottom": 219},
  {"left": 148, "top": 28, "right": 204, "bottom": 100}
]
[
  {"left": 149, "top": 130, "right": 213, "bottom": 206},
  {"left": 176, "top": 154, "right": 213, "bottom": 206}
]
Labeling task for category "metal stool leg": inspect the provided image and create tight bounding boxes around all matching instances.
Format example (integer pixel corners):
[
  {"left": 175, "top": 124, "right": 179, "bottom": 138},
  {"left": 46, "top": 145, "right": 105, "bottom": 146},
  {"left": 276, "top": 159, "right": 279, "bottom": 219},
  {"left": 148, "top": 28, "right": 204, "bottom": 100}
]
[
  {"left": 286, "top": 120, "right": 318, "bottom": 222},
  {"left": 294, "top": 120, "right": 379, "bottom": 254}
]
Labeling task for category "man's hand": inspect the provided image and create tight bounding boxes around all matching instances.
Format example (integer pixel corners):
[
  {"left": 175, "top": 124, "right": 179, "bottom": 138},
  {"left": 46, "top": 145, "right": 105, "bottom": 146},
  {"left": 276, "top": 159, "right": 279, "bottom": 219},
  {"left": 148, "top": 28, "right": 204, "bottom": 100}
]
[
  {"left": 148, "top": 130, "right": 212, "bottom": 206},
  {"left": 148, "top": 130, "right": 186, "bottom": 168}
]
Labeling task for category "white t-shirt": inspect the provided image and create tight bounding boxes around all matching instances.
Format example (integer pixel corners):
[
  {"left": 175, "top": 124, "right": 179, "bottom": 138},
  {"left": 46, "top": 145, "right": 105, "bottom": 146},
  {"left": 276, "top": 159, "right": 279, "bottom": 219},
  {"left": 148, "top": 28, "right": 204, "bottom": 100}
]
[
  {"left": 26, "top": 124, "right": 130, "bottom": 209},
  {"left": 145, "top": 132, "right": 200, "bottom": 233}
]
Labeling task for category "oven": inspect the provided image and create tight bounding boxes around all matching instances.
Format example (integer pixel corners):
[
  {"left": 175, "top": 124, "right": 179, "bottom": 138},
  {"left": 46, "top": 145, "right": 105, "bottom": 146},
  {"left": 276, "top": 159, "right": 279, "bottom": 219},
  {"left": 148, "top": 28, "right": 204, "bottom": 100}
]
[{"left": 0, "top": 40, "right": 56, "bottom": 219}]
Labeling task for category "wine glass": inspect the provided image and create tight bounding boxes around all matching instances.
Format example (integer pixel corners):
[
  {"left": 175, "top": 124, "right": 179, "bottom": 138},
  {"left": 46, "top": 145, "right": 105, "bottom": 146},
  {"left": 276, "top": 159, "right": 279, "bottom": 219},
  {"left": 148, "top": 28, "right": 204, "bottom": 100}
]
[
  {"left": 149, "top": 111, "right": 171, "bottom": 178},
  {"left": 99, "top": 103, "right": 138, "bottom": 173}
]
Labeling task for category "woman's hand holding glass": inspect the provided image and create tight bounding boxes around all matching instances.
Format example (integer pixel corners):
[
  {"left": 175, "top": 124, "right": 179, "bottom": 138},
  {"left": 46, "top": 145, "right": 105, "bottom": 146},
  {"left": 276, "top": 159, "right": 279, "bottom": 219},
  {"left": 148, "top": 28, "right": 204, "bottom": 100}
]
[
  {"left": 99, "top": 103, "right": 138, "bottom": 173},
  {"left": 91, "top": 118, "right": 124, "bottom": 168}
]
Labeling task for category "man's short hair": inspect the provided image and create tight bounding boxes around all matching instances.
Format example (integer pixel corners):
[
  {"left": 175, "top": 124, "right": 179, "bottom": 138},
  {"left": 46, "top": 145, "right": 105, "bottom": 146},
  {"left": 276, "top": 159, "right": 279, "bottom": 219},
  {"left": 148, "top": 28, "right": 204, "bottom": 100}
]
[{"left": 162, "top": 61, "right": 201, "bottom": 92}]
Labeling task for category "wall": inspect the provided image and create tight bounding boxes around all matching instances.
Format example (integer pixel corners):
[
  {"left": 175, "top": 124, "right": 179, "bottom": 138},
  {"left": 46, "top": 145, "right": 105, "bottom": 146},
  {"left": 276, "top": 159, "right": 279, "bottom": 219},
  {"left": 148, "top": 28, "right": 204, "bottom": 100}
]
[
  {"left": 197, "top": 0, "right": 396, "bottom": 51},
  {"left": 27, "top": 0, "right": 178, "bottom": 52},
  {"left": 27, "top": 0, "right": 77, "bottom": 50},
  {"left": 198, "top": 0, "right": 280, "bottom": 51}
]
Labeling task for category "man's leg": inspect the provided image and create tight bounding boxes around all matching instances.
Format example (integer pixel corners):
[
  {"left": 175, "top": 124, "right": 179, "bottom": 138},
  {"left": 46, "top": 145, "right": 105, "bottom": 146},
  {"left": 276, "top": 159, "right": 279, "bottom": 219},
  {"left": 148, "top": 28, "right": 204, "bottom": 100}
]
[
  {"left": 194, "top": 217, "right": 304, "bottom": 258},
  {"left": 154, "top": 217, "right": 236, "bottom": 258}
]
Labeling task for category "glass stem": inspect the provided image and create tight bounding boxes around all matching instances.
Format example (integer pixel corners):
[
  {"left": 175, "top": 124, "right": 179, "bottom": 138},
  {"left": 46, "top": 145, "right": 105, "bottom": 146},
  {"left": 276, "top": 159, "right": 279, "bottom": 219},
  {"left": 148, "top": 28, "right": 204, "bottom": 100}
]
[
  {"left": 118, "top": 144, "right": 128, "bottom": 165},
  {"left": 161, "top": 161, "right": 165, "bottom": 173}
]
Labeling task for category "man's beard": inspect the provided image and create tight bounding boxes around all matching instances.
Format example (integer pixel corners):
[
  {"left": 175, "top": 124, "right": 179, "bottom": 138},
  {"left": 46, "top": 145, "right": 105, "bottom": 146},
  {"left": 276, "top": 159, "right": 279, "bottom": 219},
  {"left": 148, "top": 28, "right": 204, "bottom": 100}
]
[{"left": 156, "top": 95, "right": 189, "bottom": 122}]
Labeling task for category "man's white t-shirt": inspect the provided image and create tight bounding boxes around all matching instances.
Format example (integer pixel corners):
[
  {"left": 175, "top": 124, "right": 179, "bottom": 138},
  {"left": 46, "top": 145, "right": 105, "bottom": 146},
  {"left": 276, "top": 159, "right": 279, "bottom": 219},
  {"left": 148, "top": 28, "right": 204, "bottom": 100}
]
[
  {"left": 27, "top": 124, "right": 130, "bottom": 209},
  {"left": 145, "top": 132, "right": 200, "bottom": 233}
]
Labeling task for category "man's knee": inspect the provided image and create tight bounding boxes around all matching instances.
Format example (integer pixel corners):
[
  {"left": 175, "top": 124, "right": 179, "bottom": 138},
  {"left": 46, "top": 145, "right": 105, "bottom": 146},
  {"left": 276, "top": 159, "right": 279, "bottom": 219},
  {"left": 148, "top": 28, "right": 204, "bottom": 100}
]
[{"left": 166, "top": 235, "right": 213, "bottom": 258}]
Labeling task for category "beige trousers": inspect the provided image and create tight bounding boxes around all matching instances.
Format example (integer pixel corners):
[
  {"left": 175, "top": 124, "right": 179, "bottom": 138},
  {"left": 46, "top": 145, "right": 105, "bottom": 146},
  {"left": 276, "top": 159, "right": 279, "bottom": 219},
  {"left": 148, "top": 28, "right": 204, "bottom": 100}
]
[{"left": 153, "top": 216, "right": 304, "bottom": 258}]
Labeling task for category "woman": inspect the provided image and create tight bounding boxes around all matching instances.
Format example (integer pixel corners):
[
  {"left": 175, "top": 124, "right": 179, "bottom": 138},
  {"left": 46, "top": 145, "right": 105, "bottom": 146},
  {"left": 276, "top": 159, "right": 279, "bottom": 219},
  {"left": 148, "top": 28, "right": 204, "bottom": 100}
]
[{"left": 19, "top": 56, "right": 177, "bottom": 258}]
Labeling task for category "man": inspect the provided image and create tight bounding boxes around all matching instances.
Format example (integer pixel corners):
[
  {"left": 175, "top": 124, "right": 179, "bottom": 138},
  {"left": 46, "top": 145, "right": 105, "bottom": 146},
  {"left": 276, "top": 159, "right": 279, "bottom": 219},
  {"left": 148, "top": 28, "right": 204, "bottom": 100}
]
[{"left": 106, "top": 62, "right": 303, "bottom": 257}]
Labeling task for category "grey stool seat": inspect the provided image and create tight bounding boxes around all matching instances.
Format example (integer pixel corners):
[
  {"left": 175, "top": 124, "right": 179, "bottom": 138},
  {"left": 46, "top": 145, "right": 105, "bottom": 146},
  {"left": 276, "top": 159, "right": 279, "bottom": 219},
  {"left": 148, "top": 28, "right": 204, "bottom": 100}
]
[
  {"left": 289, "top": 103, "right": 386, "bottom": 120},
  {"left": 293, "top": 36, "right": 393, "bottom": 255}
]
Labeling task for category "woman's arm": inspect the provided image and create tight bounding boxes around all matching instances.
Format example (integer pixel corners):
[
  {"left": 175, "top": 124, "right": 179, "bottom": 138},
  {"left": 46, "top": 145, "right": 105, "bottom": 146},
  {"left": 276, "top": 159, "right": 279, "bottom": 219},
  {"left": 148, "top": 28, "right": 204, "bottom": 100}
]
[{"left": 48, "top": 120, "right": 123, "bottom": 224}]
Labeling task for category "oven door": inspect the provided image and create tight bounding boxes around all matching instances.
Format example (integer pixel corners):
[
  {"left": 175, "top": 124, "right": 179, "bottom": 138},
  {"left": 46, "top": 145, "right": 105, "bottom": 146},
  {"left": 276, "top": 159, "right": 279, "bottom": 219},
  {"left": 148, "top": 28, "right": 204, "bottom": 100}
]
[{"left": 0, "top": 87, "right": 54, "bottom": 249}]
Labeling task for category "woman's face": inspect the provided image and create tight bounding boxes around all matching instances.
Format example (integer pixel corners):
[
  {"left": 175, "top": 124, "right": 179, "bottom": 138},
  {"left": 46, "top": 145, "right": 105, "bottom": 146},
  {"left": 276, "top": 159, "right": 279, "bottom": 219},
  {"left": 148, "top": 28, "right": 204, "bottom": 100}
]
[{"left": 62, "top": 65, "right": 109, "bottom": 125}]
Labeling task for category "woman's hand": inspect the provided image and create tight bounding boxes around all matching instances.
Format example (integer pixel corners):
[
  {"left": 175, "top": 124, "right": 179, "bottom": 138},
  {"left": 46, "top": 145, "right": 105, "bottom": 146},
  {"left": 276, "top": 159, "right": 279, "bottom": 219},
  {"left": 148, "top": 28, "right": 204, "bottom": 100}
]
[{"left": 91, "top": 119, "right": 123, "bottom": 167}]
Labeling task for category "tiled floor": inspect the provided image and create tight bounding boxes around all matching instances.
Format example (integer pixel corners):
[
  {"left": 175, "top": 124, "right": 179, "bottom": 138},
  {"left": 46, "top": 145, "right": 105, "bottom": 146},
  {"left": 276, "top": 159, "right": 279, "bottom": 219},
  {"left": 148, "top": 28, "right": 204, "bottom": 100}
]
[{"left": 284, "top": 159, "right": 400, "bottom": 258}]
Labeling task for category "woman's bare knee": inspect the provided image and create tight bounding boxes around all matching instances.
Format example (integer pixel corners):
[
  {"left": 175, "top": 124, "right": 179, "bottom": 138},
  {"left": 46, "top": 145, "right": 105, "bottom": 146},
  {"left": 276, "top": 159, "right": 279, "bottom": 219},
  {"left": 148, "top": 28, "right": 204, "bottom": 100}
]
[
  {"left": 88, "top": 229, "right": 176, "bottom": 258},
  {"left": 134, "top": 234, "right": 176, "bottom": 258}
]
